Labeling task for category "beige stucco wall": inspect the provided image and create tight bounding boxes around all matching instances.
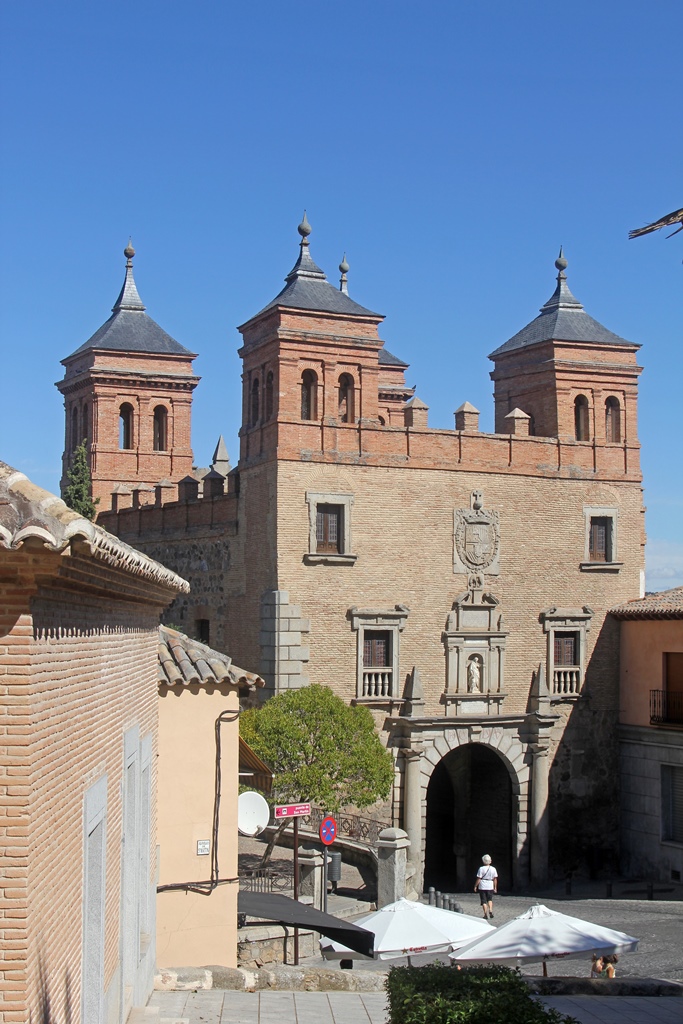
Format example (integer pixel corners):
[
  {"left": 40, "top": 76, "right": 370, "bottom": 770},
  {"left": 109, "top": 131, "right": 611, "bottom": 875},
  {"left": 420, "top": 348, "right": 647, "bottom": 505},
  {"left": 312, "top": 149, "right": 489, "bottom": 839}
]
[
  {"left": 619, "top": 619, "right": 683, "bottom": 727},
  {"left": 156, "top": 682, "right": 240, "bottom": 968}
]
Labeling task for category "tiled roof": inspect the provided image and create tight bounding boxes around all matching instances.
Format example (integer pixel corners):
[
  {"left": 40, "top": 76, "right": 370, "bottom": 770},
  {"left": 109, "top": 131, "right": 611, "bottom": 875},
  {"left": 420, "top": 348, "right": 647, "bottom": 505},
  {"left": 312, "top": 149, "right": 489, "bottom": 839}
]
[
  {"left": 0, "top": 461, "right": 189, "bottom": 595},
  {"left": 489, "top": 256, "right": 635, "bottom": 358},
  {"left": 158, "top": 626, "right": 265, "bottom": 689},
  {"left": 64, "top": 251, "right": 196, "bottom": 360},
  {"left": 378, "top": 347, "right": 408, "bottom": 367},
  {"left": 610, "top": 586, "right": 683, "bottom": 619},
  {"left": 246, "top": 222, "right": 381, "bottom": 322}
]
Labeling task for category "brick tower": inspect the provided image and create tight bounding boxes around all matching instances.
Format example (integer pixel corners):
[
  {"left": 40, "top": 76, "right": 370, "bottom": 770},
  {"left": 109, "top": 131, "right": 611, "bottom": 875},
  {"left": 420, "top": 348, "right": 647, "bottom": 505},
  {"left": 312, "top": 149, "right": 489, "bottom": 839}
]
[
  {"left": 57, "top": 242, "right": 200, "bottom": 511},
  {"left": 236, "top": 212, "right": 414, "bottom": 466},
  {"left": 489, "top": 250, "right": 642, "bottom": 443}
]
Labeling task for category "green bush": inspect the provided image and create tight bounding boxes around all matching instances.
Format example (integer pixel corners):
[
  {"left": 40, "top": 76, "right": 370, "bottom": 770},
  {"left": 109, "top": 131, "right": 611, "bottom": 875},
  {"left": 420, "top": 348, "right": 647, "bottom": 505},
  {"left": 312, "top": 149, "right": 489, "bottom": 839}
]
[{"left": 385, "top": 964, "right": 578, "bottom": 1024}]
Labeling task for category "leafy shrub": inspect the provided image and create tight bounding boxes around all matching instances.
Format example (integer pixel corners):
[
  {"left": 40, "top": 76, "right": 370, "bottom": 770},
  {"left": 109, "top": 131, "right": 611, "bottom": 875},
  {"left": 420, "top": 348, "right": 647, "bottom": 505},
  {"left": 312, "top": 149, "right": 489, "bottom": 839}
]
[{"left": 385, "top": 963, "right": 578, "bottom": 1024}]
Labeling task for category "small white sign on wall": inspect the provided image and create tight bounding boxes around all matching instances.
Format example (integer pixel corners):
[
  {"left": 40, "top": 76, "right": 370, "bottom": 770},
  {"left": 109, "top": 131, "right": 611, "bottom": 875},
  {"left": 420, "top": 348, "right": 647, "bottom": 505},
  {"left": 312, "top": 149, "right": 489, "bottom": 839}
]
[{"left": 197, "top": 840, "right": 210, "bottom": 856}]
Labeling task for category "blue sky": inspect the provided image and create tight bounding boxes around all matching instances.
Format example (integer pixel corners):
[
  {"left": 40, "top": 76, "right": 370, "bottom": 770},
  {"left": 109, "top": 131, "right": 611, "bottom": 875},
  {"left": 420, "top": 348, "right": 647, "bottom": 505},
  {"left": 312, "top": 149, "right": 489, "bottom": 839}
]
[{"left": 1, "top": 1, "right": 681, "bottom": 589}]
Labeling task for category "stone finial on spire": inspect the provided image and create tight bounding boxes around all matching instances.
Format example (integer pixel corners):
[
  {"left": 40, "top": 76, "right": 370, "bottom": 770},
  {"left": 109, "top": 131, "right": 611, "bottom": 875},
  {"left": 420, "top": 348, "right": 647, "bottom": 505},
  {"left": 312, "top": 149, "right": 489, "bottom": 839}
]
[
  {"left": 112, "top": 238, "right": 145, "bottom": 312},
  {"left": 538, "top": 245, "right": 582, "bottom": 315},
  {"left": 339, "top": 252, "right": 349, "bottom": 294},
  {"left": 298, "top": 210, "right": 312, "bottom": 241}
]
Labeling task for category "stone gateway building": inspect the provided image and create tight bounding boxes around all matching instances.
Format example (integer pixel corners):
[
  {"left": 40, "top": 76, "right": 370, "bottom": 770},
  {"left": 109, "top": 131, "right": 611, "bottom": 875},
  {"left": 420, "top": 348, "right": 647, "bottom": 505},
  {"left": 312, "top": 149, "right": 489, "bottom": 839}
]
[{"left": 76, "top": 218, "right": 645, "bottom": 893}]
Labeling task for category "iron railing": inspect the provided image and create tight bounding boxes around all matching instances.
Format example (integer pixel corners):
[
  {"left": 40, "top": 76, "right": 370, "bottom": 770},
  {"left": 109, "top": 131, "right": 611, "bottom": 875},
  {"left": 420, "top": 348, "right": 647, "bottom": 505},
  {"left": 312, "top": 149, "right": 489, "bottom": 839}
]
[
  {"left": 239, "top": 867, "right": 294, "bottom": 893},
  {"left": 650, "top": 690, "right": 683, "bottom": 726},
  {"left": 302, "top": 805, "right": 385, "bottom": 847}
]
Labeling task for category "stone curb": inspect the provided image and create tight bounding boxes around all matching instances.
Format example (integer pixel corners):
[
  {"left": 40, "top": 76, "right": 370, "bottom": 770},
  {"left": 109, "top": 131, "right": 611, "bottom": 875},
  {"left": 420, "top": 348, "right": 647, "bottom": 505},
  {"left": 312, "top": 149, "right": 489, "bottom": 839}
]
[
  {"left": 155, "top": 964, "right": 387, "bottom": 993},
  {"left": 525, "top": 977, "right": 683, "bottom": 997},
  {"left": 155, "top": 965, "right": 683, "bottom": 996}
]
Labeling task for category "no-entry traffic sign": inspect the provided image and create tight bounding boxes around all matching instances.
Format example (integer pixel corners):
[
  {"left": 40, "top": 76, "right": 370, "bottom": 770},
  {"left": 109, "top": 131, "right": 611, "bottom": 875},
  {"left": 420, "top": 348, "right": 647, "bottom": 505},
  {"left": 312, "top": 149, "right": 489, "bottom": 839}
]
[
  {"left": 274, "top": 803, "right": 311, "bottom": 818},
  {"left": 319, "top": 815, "right": 337, "bottom": 845}
]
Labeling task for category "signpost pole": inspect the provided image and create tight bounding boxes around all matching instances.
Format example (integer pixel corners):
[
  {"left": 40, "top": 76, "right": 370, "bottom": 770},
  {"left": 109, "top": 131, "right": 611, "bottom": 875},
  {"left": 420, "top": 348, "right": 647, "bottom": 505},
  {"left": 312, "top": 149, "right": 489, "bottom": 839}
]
[
  {"left": 323, "top": 846, "right": 328, "bottom": 914},
  {"left": 293, "top": 816, "right": 299, "bottom": 966}
]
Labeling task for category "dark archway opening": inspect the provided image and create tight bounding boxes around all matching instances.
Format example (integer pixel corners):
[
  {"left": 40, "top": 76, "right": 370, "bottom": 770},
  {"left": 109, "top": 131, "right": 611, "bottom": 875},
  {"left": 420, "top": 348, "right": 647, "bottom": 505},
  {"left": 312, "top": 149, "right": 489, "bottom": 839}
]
[{"left": 424, "top": 744, "right": 513, "bottom": 893}]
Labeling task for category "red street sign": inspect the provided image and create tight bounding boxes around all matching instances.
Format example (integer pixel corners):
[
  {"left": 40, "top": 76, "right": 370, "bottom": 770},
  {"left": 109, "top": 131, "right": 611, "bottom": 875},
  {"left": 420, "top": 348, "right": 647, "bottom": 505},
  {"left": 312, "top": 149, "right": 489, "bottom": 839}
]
[
  {"left": 274, "top": 803, "right": 311, "bottom": 819},
  {"left": 320, "top": 815, "right": 337, "bottom": 845}
]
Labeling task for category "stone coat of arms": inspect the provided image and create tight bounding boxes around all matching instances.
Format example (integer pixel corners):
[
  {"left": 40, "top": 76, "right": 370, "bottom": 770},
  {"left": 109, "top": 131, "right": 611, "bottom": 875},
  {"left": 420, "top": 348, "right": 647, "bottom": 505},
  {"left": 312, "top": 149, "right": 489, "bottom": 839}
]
[{"left": 453, "top": 491, "right": 500, "bottom": 576}]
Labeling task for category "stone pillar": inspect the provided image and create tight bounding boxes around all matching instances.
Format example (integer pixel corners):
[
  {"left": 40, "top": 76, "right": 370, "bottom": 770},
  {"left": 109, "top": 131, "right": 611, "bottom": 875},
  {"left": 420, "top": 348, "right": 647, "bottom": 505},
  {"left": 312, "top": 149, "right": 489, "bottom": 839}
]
[
  {"left": 454, "top": 401, "right": 480, "bottom": 431},
  {"left": 403, "top": 749, "right": 423, "bottom": 892},
  {"left": 377, "top": 827, "right": 411, "bottom": 908},
  {"left": 530, "top": 743, "right": 550, "bottom": 886},
  {"left": 504, "top": 407, "right": 531, "bottom": 436},
  {"left": 298, "top": 846, "right": 324, "bottom": 908}
]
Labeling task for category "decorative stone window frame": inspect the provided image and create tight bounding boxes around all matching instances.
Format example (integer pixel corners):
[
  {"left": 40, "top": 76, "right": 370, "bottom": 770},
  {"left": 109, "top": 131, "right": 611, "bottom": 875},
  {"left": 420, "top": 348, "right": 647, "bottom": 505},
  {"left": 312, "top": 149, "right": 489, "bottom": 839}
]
[
  {"left": 581, "top": 506, "right": 623, "bottom": 572},
  {"left": 304, "top": 491, "right": 357, "bottom": 565},
  {"left": 541, "top": 606, "right": 593, "bottom": 701},
  {"left": 349, "top": 605, "right": 409, "bottom": 706}
]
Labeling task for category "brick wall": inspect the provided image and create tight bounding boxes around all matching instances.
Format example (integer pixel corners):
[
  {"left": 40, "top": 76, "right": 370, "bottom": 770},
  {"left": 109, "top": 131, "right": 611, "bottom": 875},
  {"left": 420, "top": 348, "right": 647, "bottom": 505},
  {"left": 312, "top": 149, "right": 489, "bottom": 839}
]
[{"left": 0, "top": 548, "right": 165, "bottom": 1024}]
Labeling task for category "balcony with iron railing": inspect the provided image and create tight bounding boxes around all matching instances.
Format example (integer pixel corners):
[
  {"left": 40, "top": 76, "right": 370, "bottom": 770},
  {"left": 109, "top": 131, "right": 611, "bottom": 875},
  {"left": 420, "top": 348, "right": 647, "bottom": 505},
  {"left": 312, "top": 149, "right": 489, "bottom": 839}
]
[{"left": 650, "top": 690, "right": 683, "bottom": 726}]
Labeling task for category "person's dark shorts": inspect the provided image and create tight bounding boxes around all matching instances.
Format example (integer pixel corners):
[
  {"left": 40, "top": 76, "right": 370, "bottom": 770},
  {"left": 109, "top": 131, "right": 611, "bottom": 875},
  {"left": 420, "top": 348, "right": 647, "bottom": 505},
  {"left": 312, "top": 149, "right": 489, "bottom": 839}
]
[{"left": 479, "top": 888, "right": 494, "bottom": 905}]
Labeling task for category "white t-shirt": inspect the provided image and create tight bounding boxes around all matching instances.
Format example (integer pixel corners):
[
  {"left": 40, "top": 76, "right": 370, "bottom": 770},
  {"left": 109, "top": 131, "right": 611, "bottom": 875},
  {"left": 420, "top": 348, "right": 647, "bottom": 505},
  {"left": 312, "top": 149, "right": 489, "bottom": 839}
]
[{"left": 476, "top": 865, "right": 498, "bottom": 890}]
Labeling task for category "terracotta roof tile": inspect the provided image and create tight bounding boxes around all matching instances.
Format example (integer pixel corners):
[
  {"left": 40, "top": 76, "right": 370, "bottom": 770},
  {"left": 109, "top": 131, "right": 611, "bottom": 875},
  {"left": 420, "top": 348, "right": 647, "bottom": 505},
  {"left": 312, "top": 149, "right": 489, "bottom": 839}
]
[{"left": 609, "top": 586, "right": 683, "bottom": 619}]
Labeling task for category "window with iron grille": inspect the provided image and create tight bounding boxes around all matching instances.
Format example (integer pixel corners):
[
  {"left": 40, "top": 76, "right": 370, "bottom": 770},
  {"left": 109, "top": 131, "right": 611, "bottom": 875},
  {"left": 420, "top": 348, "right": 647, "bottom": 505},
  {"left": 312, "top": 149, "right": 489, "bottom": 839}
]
[
  {"left": 554, "top": 633, "right": 578, "bottom": 666},
  {"left": 662, "top": 765, "right": 683, "bottom": 844},
  {"left": 364, "top": 631, "right": 391, "bottom": 669},
  {"left": 316, "top": 504, "right": 342, "bottom": 553},
  {"left": 589, "top": 517, "right": 612, "bottom": 562}
]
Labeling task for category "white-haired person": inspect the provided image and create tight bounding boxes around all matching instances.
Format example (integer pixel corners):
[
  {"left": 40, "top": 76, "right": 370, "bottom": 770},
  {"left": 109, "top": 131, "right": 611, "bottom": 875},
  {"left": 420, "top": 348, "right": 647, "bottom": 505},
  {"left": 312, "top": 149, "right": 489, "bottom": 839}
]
[{"left": 474, "top": 854, "right": 498, "bottom": 919}]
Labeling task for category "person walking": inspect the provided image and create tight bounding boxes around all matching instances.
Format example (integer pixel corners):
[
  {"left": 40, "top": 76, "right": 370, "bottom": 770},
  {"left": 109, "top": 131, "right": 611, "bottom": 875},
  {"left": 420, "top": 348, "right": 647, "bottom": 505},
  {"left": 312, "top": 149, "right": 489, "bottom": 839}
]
[{"left": 474, "top": 854, "right": 498, "bottom": 919}]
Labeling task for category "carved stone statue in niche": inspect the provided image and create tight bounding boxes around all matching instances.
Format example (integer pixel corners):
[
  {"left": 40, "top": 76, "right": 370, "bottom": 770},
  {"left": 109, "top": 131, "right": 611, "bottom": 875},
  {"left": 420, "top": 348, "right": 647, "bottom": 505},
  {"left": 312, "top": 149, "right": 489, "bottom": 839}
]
[
  {"left": 442, "top": 582, "right": 508, "bottom": 717},
  {"left": 453, "top": 490, "right": 501, "bottom": 576},
  {"left": 467, "top": 654, "right": 482, "bottom": 693}
]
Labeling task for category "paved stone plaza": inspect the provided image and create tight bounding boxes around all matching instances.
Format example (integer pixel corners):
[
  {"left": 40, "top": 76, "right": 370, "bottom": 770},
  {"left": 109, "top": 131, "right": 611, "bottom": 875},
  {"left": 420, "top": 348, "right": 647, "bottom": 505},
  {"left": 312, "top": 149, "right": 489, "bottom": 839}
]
[
  {"left": 151, "top": 887, "right": 683, "bottom": 1022},
  {"left": 150, "top": 990, "right": 683, "bottom": 1024}
]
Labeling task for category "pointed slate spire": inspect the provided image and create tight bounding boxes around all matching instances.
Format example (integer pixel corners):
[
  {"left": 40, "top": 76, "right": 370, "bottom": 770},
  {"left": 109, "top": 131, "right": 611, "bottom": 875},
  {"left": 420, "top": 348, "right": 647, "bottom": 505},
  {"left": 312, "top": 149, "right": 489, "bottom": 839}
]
[
  {"left": 539, "top": 247, "right": 583, "bottom": 314},
  {"left": 284, "top": 211, "right": 328, "bottom": 283},
  {"left": 112, "top": 239, "right": 146, "bottom": 312},
  {"left": 339, "top": 253, "right": 349, "bottom": 295},
  {"left": 210, "top": 435, "right": 231, "bottom": 476}
]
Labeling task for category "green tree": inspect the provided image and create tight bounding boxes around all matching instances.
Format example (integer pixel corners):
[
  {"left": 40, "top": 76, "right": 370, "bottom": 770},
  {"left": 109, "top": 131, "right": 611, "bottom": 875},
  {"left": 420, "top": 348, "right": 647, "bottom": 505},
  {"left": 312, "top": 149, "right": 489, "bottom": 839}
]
[
  {"left": 63, "top": 440, "right": 100, "bottom": 520},
  {"left": 240, "top": 685, "right": 394, "bottom": 862}
]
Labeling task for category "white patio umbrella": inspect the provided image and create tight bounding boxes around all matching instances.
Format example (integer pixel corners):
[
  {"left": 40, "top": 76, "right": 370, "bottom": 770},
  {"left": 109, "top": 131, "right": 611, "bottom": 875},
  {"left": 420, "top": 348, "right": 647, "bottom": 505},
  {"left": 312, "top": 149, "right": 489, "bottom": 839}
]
[
  {"left": 450, "top": 904, "right": 639, "bottom": 973},
  {"left": 320, "top": 897, "right": 495, "bottom": 962}
]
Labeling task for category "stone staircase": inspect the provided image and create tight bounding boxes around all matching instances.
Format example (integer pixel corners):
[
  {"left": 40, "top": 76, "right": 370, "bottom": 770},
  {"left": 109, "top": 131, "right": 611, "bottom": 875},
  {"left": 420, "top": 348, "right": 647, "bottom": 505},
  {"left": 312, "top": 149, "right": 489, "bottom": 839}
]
[{"left": 127, "top": 1007, "right": 188, "bottom": 1024}]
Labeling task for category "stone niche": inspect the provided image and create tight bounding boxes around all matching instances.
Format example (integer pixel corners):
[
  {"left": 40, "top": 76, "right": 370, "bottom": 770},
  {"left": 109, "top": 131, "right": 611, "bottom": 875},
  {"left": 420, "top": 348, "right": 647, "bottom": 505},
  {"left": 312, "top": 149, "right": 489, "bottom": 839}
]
[{"left": 442, "top": 579, "right": 508, "bottom": 716}]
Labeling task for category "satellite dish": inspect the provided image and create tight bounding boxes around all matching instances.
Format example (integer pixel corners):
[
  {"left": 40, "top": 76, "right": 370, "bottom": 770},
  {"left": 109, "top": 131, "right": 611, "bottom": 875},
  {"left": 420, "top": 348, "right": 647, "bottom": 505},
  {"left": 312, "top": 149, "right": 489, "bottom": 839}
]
[{"left": 238, "top": 791, "right": 270, "bottom": 837}]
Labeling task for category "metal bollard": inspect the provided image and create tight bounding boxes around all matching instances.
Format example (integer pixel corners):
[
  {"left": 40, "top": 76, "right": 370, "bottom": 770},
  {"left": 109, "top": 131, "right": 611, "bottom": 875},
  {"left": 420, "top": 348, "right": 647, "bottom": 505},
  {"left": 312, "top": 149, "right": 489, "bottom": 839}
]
[
  {"left": 647, "top": 882, "right": 654, "bottom": 900},
  {"left": 428, "top": 887, "right": 436, "bottom": 906},
  {"left": 436, "top": 891, "right": 443, "bottom": 908},
  {"left": 606, "top": 881, "right": 612, "bottom": 898},
  {"left": 565, "top": 876, "right": 572, "bottom": 896}
]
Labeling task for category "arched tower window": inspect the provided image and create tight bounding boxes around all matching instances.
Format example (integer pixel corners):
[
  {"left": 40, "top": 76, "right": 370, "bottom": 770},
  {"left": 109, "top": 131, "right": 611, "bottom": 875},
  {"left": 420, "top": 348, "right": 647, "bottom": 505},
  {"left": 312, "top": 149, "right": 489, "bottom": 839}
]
[
  {"left": 301, "top": 370, "right": 318, "bottom": 420},
  {"left": 605, "top": 397, "right": 621, "bottom": 443},
  {"left": 153, "top": 405, "right": 168, "bottom": 451},
  {"left": 250, "top": 377, "right": 260, "bottom": 427},
  {"left": 119, "top": 403, "right": 134, "bottom": 450},
  {"left": 574, "top": 395, "right": 590, "bottom": 441},
  {"left": 338, "top": 373, "right": 355, "bottom": 424},
  {"left": 82, "top": 404, "right": 89, "bottom": 444},
  {"left": 71, "top": 406, "right": 79, "bottom": 451},
  {"left": 265, "top": 371, "right": 274, "bottom": 421}
]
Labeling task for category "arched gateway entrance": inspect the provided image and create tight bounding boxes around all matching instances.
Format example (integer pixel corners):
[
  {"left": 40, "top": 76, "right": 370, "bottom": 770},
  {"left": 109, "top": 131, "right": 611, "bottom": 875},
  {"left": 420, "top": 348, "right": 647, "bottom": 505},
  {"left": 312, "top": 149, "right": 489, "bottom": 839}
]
[{"left": 424, "top": 744, "right": 513, "bottom": 892}]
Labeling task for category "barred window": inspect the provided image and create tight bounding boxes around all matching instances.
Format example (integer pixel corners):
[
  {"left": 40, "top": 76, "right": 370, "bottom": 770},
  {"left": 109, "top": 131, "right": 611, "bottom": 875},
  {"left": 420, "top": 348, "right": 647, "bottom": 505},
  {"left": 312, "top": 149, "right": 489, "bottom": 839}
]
[
  {"left": 316, "top": 504, "right": 342, "bottom": 553},
  {"left": 589, "top": 516, "right": 612, "bottom": 562},
  {"left": 662, "top": 765, "right": 683, "bottom": 844},
  {"left": 554, "top": 633, "right": 577, "bottom": 667}
]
